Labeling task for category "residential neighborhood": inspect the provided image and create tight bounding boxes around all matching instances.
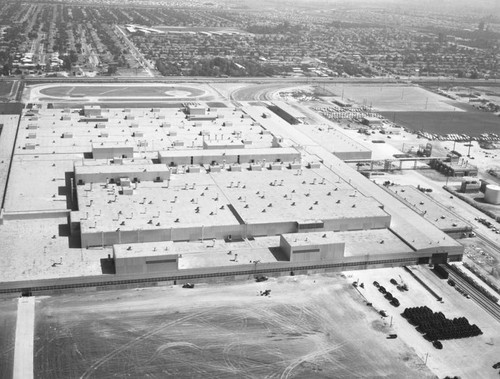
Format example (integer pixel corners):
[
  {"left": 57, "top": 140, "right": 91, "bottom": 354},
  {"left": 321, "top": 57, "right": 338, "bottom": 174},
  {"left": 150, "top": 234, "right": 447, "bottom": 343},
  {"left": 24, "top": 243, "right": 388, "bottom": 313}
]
[{"left": 0, "top": 0, "right": 497, "bottom": 78}]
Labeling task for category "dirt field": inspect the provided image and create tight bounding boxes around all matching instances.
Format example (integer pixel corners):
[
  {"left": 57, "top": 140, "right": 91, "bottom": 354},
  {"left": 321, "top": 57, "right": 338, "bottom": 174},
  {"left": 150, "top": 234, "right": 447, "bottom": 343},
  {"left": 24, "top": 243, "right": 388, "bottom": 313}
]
[
  {"left": 0, "top": 298, "right": 17, "bottom": 379},
  {"left": 323, "top": 84, "right": 459, "bottom": 112},
  {"left": 0, "top": 81, "right": 13, "bottom": 99},
  {"left": 31, "top": 274, "right": 435, "bottom": 379}
]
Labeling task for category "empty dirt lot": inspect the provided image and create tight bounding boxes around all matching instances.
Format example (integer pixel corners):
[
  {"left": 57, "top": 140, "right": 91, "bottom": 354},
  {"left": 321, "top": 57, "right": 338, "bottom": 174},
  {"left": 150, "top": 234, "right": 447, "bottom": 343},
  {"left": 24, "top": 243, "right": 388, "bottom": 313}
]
[
  {"left": 30, "top": 274, "right": 435, "bottom": 379},
  {"left": 323, "top": 84, "right": 459, "bottom": 112}
]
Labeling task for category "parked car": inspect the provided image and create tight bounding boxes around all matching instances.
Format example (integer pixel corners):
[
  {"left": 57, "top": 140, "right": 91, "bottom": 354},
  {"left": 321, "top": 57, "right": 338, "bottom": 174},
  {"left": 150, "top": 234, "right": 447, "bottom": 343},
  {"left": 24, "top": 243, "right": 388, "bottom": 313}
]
[{"left": 433, "top": 340, "right": 443, "bottom": 349}]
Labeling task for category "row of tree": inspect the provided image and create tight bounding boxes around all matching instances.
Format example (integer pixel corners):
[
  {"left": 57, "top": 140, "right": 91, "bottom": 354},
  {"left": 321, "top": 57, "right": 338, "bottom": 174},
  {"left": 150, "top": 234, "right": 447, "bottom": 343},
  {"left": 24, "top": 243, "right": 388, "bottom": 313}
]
[{"left": 156, "top": 57, "right": 290, "bottom": 77}]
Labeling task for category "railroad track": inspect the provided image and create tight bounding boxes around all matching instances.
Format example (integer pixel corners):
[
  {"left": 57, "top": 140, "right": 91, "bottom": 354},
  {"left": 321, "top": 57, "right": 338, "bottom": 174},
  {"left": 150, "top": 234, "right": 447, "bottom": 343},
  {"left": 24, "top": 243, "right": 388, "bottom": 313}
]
[
  {"left": 476, "top": 232, "right": 500, "bottom": 255},
  {"left": 444, "top": 267, "right": 500, "bottom": 323}
]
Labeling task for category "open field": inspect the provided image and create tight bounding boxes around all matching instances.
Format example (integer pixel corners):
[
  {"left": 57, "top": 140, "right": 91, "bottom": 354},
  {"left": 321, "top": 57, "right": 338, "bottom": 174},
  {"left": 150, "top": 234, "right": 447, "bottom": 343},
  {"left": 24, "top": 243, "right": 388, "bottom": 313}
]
[
  {"left": 38, "top": 85, "right": 205, "bottom": 98},
  {"left": 381, "top": 111, "right": 500, "bottom": 137},
  {"left": 29, "top": 274, "right": 436, "bottom": 379},
  {"left": 324, "top": 84, "right": 460, "bottom": 112},
  {"left": 52, "top": 102, "right": 186, "bottom": 109},
  {"left": 25, "top": 83, "right": 216, "bottom": 104},
  {"left": 0, "top": 299, "right": 16, "bottom": 379},
  {"left": 0, "top": 103, "right": 23, "bottom": 115},
  {"left": 0, "top": 81, "right": 14, "bottom": 99},
  {"left": 471, "top": 86, "right": 500, "bottom": 95}
]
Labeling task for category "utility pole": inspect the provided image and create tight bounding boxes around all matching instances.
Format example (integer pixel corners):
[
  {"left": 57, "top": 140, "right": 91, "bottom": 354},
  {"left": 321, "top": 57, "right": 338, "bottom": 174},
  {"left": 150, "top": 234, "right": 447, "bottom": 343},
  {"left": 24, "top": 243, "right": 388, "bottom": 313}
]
[{"left": 252, "top": 259, "right": 260, "bottom": 274}]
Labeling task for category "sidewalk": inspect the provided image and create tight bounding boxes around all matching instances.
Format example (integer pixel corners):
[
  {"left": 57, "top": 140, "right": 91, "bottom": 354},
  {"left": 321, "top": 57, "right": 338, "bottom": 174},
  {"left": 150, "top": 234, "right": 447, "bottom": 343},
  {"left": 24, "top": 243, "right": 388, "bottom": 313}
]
[{"left": 13, "top": 296, "right": 35, "bottom": 379}]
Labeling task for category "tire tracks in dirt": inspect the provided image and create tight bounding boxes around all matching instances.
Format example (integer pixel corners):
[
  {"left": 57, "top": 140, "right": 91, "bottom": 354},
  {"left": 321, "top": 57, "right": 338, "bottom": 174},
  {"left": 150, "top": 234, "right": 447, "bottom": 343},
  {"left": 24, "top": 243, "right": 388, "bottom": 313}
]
[{"left": 79, "top": 309, "right": 209, "bottom": 379}]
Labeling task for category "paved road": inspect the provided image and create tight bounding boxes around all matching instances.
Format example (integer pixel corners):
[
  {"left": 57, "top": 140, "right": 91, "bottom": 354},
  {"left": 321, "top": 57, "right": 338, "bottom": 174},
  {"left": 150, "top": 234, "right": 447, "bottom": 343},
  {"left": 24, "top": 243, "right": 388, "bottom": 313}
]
[
  {"left": 1, "top": 75, "right": 497, "bottom": 87},
  {"left": 13, "top": 296, "right": 35, "bottom": 379},
  {"left": 114, "top": 25, "right": 154, "bottom": 77}
]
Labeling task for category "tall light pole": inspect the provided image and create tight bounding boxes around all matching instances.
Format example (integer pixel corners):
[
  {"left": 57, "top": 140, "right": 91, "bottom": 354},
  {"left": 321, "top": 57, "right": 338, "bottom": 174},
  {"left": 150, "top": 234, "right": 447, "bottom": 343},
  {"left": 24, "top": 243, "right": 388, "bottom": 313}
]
[{"left": 252, "top": 260, "right": 260, "bottom": 275}]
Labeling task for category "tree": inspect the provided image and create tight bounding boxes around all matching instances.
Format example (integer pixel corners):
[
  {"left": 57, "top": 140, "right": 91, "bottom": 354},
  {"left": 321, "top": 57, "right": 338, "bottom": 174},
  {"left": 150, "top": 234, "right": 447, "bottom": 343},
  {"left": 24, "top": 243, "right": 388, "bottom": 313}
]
[
  {"left": 107, "top": 65, "right": 117, "bottom": 75},
  {"left": 2, "top": 63, "right": 11, "bottom": 76},
  {"left": 62, "top": 56, "right": 72, "bottom": 71},
  {"left": 68, "top": 50, "right": 78, "bottom": 63}
]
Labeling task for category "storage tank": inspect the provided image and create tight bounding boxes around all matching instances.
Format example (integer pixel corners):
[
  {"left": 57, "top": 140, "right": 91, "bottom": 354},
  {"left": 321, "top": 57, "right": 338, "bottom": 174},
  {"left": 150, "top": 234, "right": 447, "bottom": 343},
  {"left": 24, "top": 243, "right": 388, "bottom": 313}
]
[{"left": 484, "top": 184, "right": 500, "bottom": 205}]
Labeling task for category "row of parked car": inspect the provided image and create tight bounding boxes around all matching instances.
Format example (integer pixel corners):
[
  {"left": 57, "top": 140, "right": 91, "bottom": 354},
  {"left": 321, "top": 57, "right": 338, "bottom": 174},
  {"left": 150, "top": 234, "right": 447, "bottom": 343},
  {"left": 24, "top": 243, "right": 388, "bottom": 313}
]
[
  {"left": 373, "top": 280, "right": 400, "bottom": 307},
  {"left": 476, "top": 217, "right": 500, "bottom": 234}
]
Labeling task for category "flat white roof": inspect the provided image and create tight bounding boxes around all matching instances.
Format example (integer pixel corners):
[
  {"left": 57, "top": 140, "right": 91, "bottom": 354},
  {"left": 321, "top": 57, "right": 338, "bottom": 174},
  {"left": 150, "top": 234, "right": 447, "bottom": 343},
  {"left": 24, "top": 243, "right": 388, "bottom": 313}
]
[
  {"left": 159, "top": 147, "right": 300, "bottom": 158},
  {"left": 75, "top": 163, "right": 171, "bottom": 176},
  {"left": 92, "top": 142, "right": 135, "bottom": 149},
  {"left": 281, "top": 231, "right": 337, "bottom": 246},
  {"left": 114, "top": 241, "right": 175, "bottom": 258},
  {"left": 210, "top": 169, "right": 388, "bottom": 224}
]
